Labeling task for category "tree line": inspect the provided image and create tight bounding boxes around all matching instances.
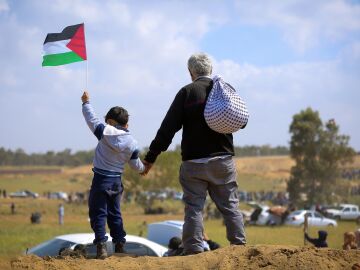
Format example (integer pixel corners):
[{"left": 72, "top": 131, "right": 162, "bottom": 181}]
[
  {"left": 0, "top": 107, "right": 357, "bottom": 206},
  {"left": 0, "top": 145, "right": 289, "bottom": 166},
  {"left": 0, "top": 148, "right": 94, "bottom": 166}
]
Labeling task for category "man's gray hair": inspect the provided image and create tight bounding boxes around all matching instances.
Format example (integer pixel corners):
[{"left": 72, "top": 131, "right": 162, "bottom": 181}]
[{"left": 187, "top": 53, "right": 212, "bottom": 77}]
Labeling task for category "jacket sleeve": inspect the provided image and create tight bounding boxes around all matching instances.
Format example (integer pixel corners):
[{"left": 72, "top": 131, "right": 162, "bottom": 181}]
[
  {"left": 304, "top": 233, "right": 317, "bottom": 246},
  {"left": 128, "top": 149, "right": 145, "bottom": 173},
  {"left": 82, "top": 102, "right": 105, "bottom": 140},
  {"left": 144, "top": 89, "right": 185, "bottom": 163}
]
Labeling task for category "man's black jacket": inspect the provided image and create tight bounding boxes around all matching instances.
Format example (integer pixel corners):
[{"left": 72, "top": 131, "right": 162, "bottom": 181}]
[{"left": 145, "top": 77, "right": 234, "bottom": 163}]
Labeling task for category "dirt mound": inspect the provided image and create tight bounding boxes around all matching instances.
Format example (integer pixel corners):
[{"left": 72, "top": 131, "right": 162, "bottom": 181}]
[{"left": 3, "top": 245, "right": 360, "bottom": 270}]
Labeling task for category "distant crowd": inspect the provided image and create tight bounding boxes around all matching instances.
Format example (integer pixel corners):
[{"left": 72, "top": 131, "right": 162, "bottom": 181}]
[
  {"left": 341, "top": 168, "right": 360, "bottom": 180},
  {"left": 238, "top": 190, "right": 289, "bottom": 205}
]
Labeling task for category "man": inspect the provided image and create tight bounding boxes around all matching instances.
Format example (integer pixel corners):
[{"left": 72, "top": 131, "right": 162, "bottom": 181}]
[{"left": 143, "top": 53, "right": 246, "bottom": 255}]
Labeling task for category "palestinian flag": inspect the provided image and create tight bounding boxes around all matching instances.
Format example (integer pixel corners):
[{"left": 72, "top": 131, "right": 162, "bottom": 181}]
[{"left": 42, "top": 23, "right": 87, "bottom": 66}]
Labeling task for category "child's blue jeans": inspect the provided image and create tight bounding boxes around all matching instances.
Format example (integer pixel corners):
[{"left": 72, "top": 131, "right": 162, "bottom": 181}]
[{"left": 88, "top": 172, "right": 126, "bottom": 244}]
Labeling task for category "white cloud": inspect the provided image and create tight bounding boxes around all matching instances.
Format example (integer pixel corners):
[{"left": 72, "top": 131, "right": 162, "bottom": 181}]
[
  {"left": 51, "top": 0, "right": 105, "bottom": 23},
  {"left": 214, "top": 55, "right": 360, "bottom": 148},
  {"left": 215, "top": 57, "right": 354, "bottom": 104},
  {"left": 0, "top": 0, "right": 8, "bottom": 12},
  {"left": 234, "top": 0, "right": 360, "bottom": 53},
  {"left": 338, "top": 41, "right": 360, "bottom": 71},
  {"left": 0, "top": 0, "right": 359, "bottom": 152},
  {"left": 0, "top": 70, "right": 18, "bottom": 87}
]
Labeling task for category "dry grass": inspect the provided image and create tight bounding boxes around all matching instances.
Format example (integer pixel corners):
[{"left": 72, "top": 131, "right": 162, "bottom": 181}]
[
  {"left": 235, "top": 156, "right": 294, "bottom": 179},
  {"left": 235, "top": 155, "right": 360, "bottom": 179}
]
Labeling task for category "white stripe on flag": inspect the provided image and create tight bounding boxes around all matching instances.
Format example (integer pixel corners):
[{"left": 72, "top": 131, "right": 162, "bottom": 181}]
[{"left": 43, "top": 39, "right": 71, "bottom": 56}]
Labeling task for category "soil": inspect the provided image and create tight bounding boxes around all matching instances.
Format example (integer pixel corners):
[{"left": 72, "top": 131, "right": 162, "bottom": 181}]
[{"left": 2, "top": 245, "right": 360, "bottom": 270}]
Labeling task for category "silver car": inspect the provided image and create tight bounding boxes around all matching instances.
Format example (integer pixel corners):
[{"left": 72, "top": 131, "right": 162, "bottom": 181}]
[{"left": 284, "top": 210, "right": 337, "bottom": 227}]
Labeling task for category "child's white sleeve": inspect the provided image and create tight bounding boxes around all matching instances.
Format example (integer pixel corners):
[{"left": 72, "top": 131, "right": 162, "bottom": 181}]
[
  {"left": 82, "top": 102, "right": 104, "bottom": 139},
  {"left": 128, "top": 158, "right": 145, "bottom": 173},
  {"left": 128, "top": 148, "right": 145, "bottom": 172}
]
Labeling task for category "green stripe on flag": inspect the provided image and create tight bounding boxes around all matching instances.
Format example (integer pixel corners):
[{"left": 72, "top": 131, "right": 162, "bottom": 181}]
[{"left": 42, "top": 51, "right": 84, "bottom": 66}]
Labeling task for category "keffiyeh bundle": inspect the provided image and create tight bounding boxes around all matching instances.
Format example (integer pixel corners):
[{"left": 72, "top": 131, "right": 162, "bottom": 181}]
[{"left": 204, "top": 75, "right": 249, "bottom": 134}]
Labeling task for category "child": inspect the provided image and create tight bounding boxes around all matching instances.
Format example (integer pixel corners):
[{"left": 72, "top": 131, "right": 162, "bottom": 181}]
[{"left": 81, "top": 91, "right": 144, "bottom": 259}]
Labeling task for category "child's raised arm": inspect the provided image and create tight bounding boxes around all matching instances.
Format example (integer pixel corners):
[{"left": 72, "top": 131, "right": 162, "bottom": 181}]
[{"left": 81, "top": 91, "right": 104, "bottom": 140}]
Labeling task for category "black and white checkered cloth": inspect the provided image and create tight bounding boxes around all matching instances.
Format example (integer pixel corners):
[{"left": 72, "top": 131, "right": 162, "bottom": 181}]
[{"left": 204, "top": 75, "right": 249, "bottom": 134}]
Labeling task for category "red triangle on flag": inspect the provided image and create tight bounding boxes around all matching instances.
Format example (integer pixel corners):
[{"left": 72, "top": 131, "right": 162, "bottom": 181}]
[{"left": 66, "top": 24, "right": 87, "bottom": 60}]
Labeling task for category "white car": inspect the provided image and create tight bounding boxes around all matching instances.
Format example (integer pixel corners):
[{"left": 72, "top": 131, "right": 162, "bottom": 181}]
[
  {"left": 148, "top": 220, "right": 183, "bottom": 246},
  {"left": 9, "top": 190, "right": 39, "bottom": 198},
  {"left": 284, "top": 210, "right": 337, "bottom": 227},
  {"left": 48, "top": 192, "right": 68, "bottom": 201},
  {"left": 26, "top": 233, "right": 168, "bottom": 258}
]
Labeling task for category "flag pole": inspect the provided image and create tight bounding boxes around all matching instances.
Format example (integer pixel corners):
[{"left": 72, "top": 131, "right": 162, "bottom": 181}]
[
  {"left": 84, "top": 22, "right": 88, "bottom": 91},
  {"left": 86, "top": 59, "right": 88, "bottom": 90}
]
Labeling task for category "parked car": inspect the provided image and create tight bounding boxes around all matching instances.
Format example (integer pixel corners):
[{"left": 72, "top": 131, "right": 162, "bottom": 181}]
[
  {"left": 147, "top": 220, "right": 215, "bottom": 251},
  {"left": 247, "top": 202, "right": 283, "bottom": 226},
  {"left": 9, "top": 190, "right": 38, "bottom": 198},
  {"left": 324, "top": 204, "right": 360, "bottom": 222},
  {"left": 148, "top": 220, "right": 183, "bottom": 246},
  {"left": 26, "top": 233, "right": 167, "bottom": 258},
  {"left": 284, "top": 210, "right": 337, "bottom": 227},
  {"left": 172, "top": 192, "right": 183, "bottom": 200},
  {"left": 48, "top": 192, "right": 68, "bottom": 201}
]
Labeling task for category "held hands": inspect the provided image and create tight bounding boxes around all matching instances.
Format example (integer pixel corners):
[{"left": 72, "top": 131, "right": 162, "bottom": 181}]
[
  {"left": 81, "top": 91, "right": 90, "bottom": 103},
  {"left": 141, "top": 160, "right": 153, "bottom": 176}
]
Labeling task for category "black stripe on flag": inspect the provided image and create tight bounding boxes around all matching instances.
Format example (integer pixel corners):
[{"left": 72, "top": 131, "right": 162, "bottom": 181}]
[{"left": 43, "top": 24, "right": 83, "bottom": 44}]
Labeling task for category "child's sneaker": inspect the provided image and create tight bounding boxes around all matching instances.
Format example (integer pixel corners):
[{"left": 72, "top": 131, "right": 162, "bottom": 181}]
[
  {"left": 115, "top": 242, "right": 124, "bottom": 253},
  {"left": 96, "top": 242, "right": 107, "bottom": 259}
]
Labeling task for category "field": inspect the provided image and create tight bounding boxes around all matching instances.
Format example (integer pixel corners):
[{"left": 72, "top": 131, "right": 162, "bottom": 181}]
[
  {"left": 0, "top": 197, "right": 358, "bottom": 259},
  {"left": 0, "top": 155, "right": 359, "bottom": 269},
  {"left": 1, "top": 155, "right": 360, "bottom": 193}
]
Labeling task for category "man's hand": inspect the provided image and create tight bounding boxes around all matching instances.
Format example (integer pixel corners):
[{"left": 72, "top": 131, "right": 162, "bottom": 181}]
[
  {"left": 141, "top": 160, "right": 153, "bottom": 176},
  {"left": 81, "top": 91, "right": 89, "bottom": 103}
]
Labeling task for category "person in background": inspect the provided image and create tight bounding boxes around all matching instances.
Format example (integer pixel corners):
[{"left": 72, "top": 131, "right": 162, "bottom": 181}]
[
  {"left": 355, "top": 229, "right": 360, "bottom": 249},
  {"left": 343, "top": 231, "right": 358, "bottom": 250},
  {"left": 304, "top": 230, "right": 328, "bottom": 248},
  {"left": 11, "top": 202, "right": 15, "bottom": 215},
  {"left": 58, "top": 203, "right": 64, "bottom": 225},
  {"left": 164, "top": 237, "right": 183, "bottom": 256},
  {"left": 138, "top": 221, "right": 147, "bottom": 237},
  {"left": 203, "top": 232, "right": 220, "bottom": 251}
]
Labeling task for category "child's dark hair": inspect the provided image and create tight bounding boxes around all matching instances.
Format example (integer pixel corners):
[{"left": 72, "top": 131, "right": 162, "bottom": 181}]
[{"left": 105, "top": 106, "right": 129, "bottom": 126}]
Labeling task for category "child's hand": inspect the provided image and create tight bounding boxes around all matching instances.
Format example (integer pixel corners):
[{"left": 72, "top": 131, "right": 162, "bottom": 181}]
[
  {"left": 141, "top": 160, "right": 153, "bottom": 176},
  {"left": 81, "top": 91, "right": 89, "bottom": 103}
]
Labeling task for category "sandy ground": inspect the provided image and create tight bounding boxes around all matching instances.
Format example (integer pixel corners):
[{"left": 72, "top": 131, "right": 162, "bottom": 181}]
[{"left": 2, "top": 245, "right": 360, "bottom": 270}]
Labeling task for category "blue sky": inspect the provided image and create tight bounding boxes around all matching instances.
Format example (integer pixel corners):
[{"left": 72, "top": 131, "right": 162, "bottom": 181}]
[{"left": 0, "top": 0, "right": 359, "bottom": 153}]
